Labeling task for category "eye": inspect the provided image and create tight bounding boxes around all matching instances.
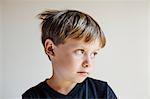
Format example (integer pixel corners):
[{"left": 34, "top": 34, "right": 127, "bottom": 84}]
[
  {"left": 91, "top": 52, "right": 98, "bottom": 58},
  {"left": 75, "top": 49, "right": 84, "bottom": 55}
]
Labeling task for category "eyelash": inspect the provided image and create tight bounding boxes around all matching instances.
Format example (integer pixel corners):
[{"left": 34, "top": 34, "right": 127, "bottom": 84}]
[
  {"left": 75, "top": 49, "right": 98, "bottom": 56},
  {"left": 93, "top": 52, "right": 98, "bottom": 56},
  {"left": 76, "top": 49, "right": 84, "bottom": 54}
]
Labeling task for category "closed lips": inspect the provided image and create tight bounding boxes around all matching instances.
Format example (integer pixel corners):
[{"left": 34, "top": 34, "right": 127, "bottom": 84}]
[{"left": 77, "top": 71, "right": 89, "bottom": 75}]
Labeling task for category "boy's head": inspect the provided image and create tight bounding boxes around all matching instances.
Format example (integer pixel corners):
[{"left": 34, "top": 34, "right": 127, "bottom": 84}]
[
  {"left": 38, "top": 10, "right": 106, "bottom": 49},
  {"left": 38, "top": 10, "right": 106, "bottom": 83}
]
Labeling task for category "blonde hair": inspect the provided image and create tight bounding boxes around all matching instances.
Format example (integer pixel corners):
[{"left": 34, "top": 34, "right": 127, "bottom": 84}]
[{"left": 38, "top": 9, "right": 106, "bottom": 48}]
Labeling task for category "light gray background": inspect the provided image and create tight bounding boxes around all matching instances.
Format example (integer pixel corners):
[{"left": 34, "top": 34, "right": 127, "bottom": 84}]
[{"left": 0, "top": 0, "right": 150, "bottom": 99}]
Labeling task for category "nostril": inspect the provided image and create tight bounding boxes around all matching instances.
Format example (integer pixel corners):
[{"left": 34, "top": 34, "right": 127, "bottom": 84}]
[{"left": 82, "top": 62, "right": 88, "bottom": 68}]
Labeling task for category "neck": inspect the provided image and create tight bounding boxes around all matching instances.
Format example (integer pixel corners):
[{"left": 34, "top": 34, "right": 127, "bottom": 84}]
[{"left": 47, "top": 75, "right": 77, "bottom": 95}]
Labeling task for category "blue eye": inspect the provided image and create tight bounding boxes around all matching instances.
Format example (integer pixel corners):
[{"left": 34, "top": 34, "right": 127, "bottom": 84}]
[
  {"left": 94, "top": 52, "right": 98, "bottom": 55},
  {"left": 75, "top": 49, "right": 84, "bottom": 55},
  {"left": 91, "top": 52, "right": 98, "bottom": 58}
]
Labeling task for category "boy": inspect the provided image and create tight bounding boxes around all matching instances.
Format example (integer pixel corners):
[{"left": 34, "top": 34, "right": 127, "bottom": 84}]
[{"left": 22, "top": 9, "right": 117, "bottom": 99}]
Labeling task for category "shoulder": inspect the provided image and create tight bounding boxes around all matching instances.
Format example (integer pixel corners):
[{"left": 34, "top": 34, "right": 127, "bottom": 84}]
[
  {"left": 86, "top": 77, "right": 117, "bottom": 98},
  {"left": 87, "top": 77, "right": 107, "bottom": 84},
  {"left": 22, "top": 81, "right": 45, "bottom": 98},
  {"left": 87, "top": 77, "right": 107, "bottom": 87},
  {"left": 86, "top": 77, "right": 108, "bottom": 92}
]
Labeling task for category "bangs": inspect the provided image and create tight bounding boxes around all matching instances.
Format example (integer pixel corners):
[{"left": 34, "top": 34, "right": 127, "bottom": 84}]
[
  {"left": 67, "top": 24, "right": 100, "bottom": 43},
  {"left": 65, "top": 14, "right": 105, "bottom": 48}
]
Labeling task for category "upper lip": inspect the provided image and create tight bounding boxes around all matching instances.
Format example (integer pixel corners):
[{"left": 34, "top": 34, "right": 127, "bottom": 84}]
[{"left": 77, "top": 71, "right": 89, "bottom": 74}]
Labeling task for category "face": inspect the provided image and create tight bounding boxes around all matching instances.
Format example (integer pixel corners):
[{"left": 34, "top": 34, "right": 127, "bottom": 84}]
[{"left": 51, "top": 39, "right": 100, "bottom": 83}]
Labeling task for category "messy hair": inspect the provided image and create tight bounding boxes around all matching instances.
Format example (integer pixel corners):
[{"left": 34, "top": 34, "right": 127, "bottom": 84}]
[{"left": 38, "top": 9, "right": 106, "bottom": 48}]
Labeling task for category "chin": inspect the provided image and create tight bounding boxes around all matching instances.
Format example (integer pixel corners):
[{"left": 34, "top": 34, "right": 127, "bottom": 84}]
[{"left": 75, "top": 76, "right": 87, "bottom": 83}]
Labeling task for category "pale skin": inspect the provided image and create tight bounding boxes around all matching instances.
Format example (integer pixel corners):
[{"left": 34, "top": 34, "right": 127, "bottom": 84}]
[{"left": 44, "top": 38, "right": 101, "bottom": 95}]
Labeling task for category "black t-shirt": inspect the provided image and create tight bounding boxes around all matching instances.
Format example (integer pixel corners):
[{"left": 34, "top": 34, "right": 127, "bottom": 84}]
[{"left": 22, "top": 77, "right": 117, "bottom": 99}]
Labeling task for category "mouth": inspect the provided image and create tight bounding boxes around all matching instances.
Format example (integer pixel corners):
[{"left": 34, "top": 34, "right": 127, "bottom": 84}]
[{"left": 77, "top": 71, "right": 89, "bottom": 76}]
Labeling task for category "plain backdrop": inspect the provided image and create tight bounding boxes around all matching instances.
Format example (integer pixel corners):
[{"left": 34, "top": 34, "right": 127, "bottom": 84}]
[
  {"left": 0, "top": 0, "right": 150, "bottom": 99},
  {"left": 0, "top": 0, "right": 2, "bottom": 98}
]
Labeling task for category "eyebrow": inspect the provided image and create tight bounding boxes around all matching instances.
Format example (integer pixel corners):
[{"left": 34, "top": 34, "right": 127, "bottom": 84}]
[
  {"left": 77, "top": 45, "right": 100, "bottom": 52},
  {"left": 95, "top": 49, "right": 100, "bottom": 51}
]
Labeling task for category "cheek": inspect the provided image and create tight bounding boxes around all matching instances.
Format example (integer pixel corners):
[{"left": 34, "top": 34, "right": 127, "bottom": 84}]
[
  {"left": 63, "top": 53, "right": 82, "bottom": 69},
  {"left": 55, "top": 54, "right": 74, "bottom": 69},
  {"left": 54, "top": 49, "right": 83, "bottom": 71}
]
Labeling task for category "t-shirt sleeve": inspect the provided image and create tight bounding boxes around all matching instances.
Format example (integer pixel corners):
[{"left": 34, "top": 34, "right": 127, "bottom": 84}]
[{"left": 106, "top": 83, "right": 118, "bottom": 99}]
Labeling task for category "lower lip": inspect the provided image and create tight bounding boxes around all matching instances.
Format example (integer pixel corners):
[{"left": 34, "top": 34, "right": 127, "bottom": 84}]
[{"left": 78, "top": 72, "right": 88, "bottom": 76}]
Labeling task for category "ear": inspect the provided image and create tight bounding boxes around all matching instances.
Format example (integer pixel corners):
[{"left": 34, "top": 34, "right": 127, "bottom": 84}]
[{"left": 44, "top": 39, "right": 56, "bottom": 59}]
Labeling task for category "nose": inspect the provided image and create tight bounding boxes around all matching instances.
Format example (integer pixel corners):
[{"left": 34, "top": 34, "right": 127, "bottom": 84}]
[{"left": 82, "top": 54, "right": 92, "bottom": 68}]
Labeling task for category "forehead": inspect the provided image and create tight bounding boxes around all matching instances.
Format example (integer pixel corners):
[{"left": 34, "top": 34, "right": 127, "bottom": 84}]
[{"left": 58, "top": 39, "right": 100, "bottom": 51}]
